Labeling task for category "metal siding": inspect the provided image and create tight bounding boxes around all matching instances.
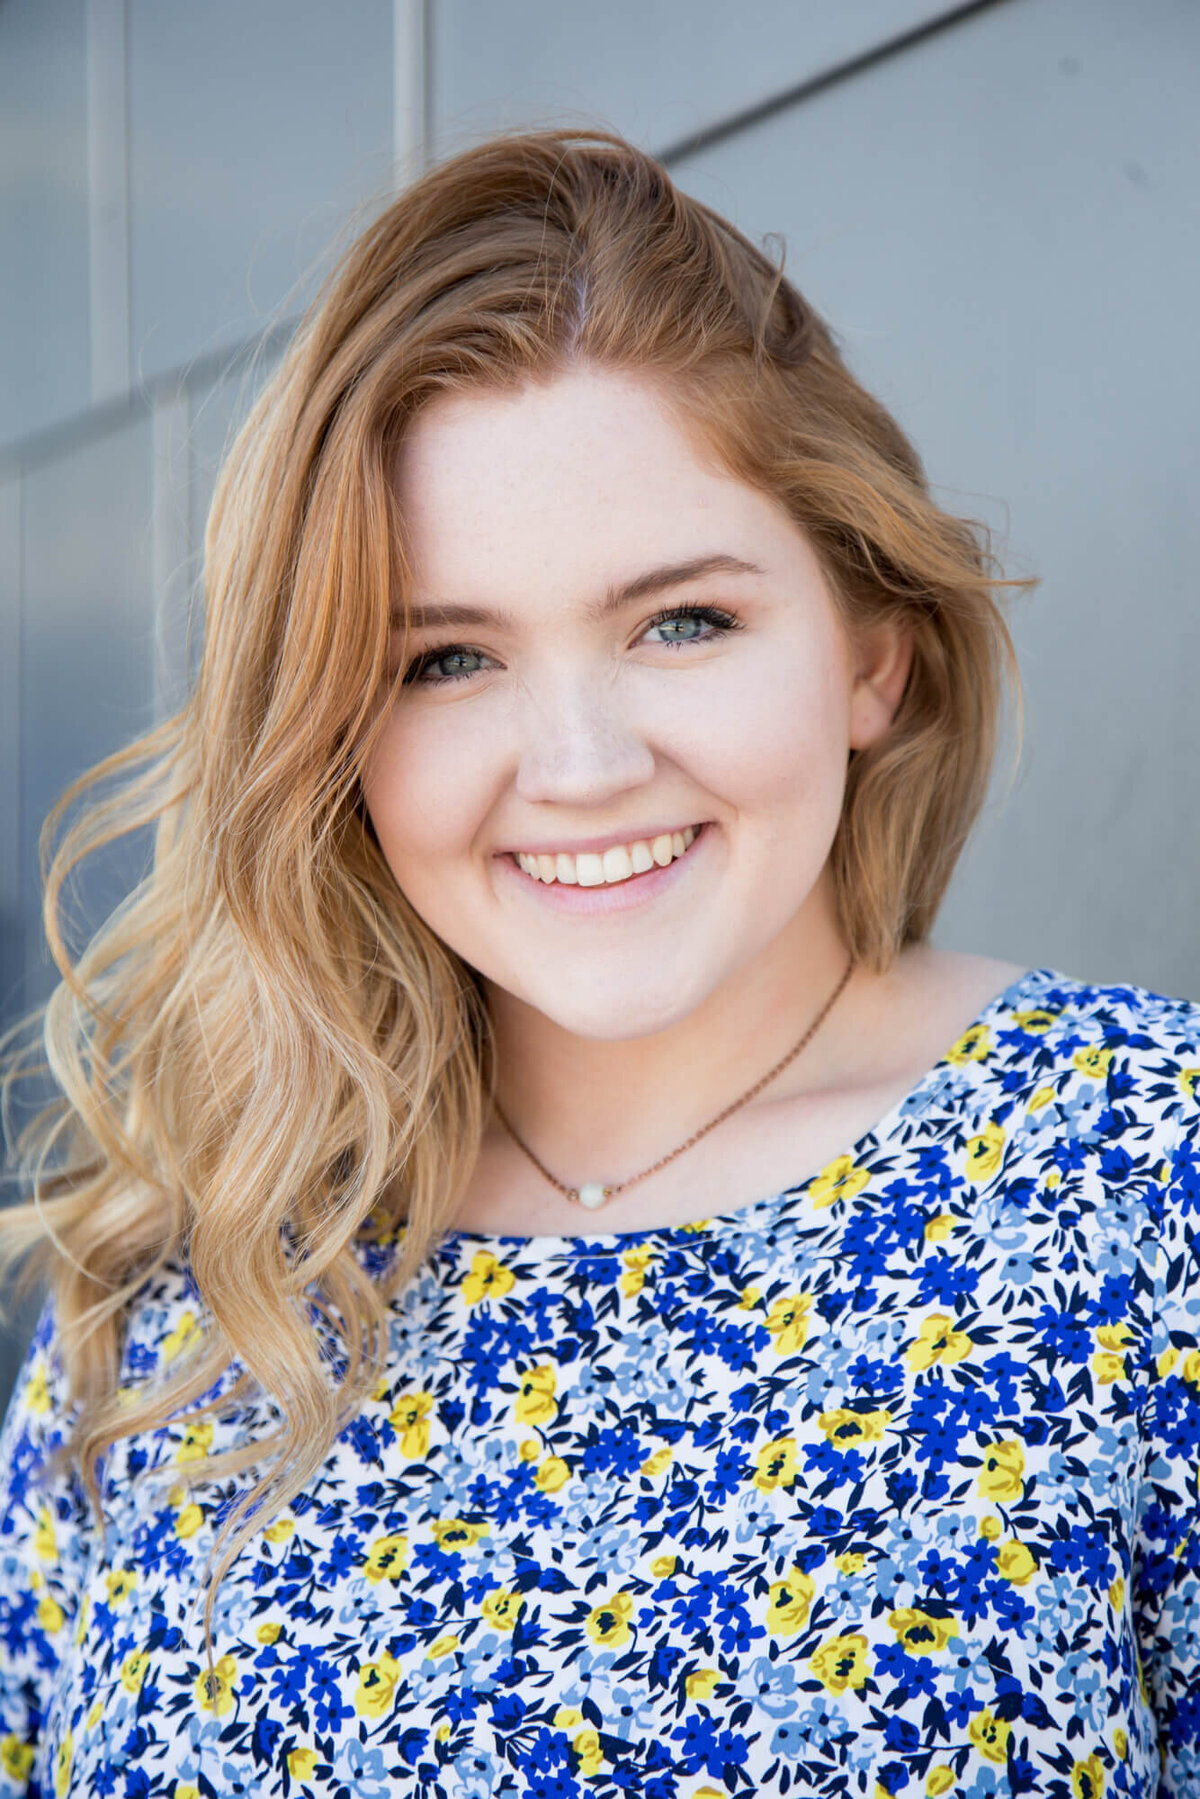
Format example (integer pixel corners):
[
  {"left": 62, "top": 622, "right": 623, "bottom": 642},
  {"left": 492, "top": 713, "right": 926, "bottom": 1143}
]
[{"left": 675, "top": 0, "right": 1200, "bottom": 996}]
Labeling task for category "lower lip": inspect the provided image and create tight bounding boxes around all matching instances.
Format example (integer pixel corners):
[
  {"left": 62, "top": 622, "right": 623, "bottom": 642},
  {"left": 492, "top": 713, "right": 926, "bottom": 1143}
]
[{"left": 496, "top": 825, "right": 710, "bottom": 915}]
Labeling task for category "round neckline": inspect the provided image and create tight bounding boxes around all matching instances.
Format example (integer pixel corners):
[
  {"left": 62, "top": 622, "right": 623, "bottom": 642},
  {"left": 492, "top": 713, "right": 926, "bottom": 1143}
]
[{"left": 437, "top": 965, "right": 1058, "bottom": 1257}]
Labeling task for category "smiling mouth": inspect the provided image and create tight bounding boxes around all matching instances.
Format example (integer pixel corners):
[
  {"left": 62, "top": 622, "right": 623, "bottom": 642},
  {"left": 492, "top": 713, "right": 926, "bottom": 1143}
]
[{"left": 513, "top": 825, "right": 702, "bottom": 888}]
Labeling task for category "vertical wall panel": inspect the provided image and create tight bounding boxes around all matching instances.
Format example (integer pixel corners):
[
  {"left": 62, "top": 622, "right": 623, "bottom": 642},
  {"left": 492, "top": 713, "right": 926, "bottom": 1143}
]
[
  {"left": 127, "top": 0, "right": 393, "bottom": 387},
  {"left": 432, "top": 0, "right": 971, "bottom": 157},
  {"left": 0, "top": 480, "right": 21, "bottom": 1026},
  {"left": 677, "top": 0, "right": 1200, "bottom": 997},
  {"left": 19, "top": 416, "right": 155, "bottom": 1010},
  {"left": 0, "top": 0, "right": 92, "bottom": 448}
]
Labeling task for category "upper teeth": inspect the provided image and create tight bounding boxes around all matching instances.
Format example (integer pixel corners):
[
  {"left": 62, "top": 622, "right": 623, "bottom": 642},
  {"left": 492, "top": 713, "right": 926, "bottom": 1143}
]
[{"left": 515, "top": 826, "right": 700, "bottom": 887}]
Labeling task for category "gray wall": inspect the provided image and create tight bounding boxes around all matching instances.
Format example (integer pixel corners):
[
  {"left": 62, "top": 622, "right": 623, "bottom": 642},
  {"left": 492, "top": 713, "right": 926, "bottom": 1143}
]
[{"left": 2, "top": 0, "right": 1197, "bottom": 1399}]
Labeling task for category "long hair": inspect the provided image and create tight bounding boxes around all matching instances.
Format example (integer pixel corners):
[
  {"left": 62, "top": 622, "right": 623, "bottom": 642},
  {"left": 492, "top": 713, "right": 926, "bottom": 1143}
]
[{"left": 0, "top": 128, "right": 1020, "bottom": 1652}]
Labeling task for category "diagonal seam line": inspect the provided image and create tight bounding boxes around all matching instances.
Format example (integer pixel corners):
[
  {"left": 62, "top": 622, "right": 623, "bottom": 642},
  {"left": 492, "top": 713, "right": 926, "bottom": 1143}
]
[{"left": 654, "top": 0, "right": 1023, "bottom": 166}]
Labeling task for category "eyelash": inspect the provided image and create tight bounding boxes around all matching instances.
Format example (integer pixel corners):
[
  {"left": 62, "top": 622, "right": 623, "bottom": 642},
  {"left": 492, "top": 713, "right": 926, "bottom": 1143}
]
[{"left": 399, "top": 602, "right": 743, "bottom": 688}]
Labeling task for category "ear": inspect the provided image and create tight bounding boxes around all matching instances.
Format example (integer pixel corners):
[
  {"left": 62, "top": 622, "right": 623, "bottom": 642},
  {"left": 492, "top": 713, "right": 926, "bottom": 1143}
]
[{"left": 847, "top": 616, "right": 914, "bottom": 751}]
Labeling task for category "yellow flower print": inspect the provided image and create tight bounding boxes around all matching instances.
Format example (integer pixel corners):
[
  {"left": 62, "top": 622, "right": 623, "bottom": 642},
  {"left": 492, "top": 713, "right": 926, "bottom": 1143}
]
[
  {"left": 817, "top": 1408, "right": 891, "bottom": 1446},
  {"left": 965, "top": 1121, "right": 1005, "bottom": 1181},
  {"left": 620, "top": 1245, "right": 655, "bottom": 1296},
  {"left": 836, "top": 1552, "right": 865, "bottom": 1574},
  {"left": 53, "top": 1729, "right": 72, "bottom": 1798},
  {"left": 106, "top": 1568, "right": 137, "bottom": 1606},
  {"left": 1073, "top": 1046, "right": 1113, "bottom": 1080},
  {"left": 1109, "top": 1575, "right": 1126, "bottom": 1612},
  {"left": 1183, "top": 1349, "right": 1200, "bottom": 1386},
  {"left": 389, "top": 1390, "right": 433, "bottom": 1458},
  {"left": 926, "top": 1769, "right": 955, "bottom": 1797},
  {"left": 586, "top": 1591, "right": 634, "bottom": 1647},
  {"left": 289, "top": 1746, "right": 320, "bottom": 1780},
  {"left": 811, "top": 1156, "right": 870, "bottom": 1209},
  {"left": 573, "top": 1728, "right": 604, "bottom": 1777},
  {"left": 121, "top": 1650, "right": 150, "bottom": 1693},
  {"left": 34, "top": 1504, "right": 57, "bottom": 1562},
  {"left": 947, "top": 1024, "right": 993, "bottom": 1064},
  {"left": 519, "top": 1439, "right": 540, "bottom": 1461},
  {"left": 554, "top": 1706, "right": 584, "bottom": 1728},
  {"left": 686, "top": 1667, "right": 720, "bottom": 1699},
  {"left": 24, "top": 1362, "right": 51, "bottom": 1416},
  {"left": 1028, "top": 1085, "right": 1056, "bottom": 1113},
  {"left": 174, "top": 1786, "right": 201, "bottom": 1799},
  {"left": 650, "top": 1554, "right": 677, "bottom": 1578},
  {"left": 514, "top": 1364, "right": 558, "bottom": 1426},
  {"left": 888, "top": 1609, "right": 959, "bottom": 1654},
  {"left": 765, "top": 1293, "right": 812, "bottom": 1356},
  {"left": 86, "top": 1699, "right": 103, "bottom": 1729},
  {"left": 978, "top": 1516, "right": 1002, "bottom": 1540},
  {"left": 1093, "top": 1323, "right": 1132, "bottom": 1384},
  {"left": 461, "top": 1251, "right": 516, "bottom": 1307},
  {"left": 427, "top": 1634, "right": 459, "bottom": 1659},
  {"left": 1159, "top": 1347, "right": 1180, "bottom": 1378},
  {"left": 753, "top": 1436, "right": 798, "bottom": 1492},
  {"left": 1113, "top": 1728, "right": 1128, "bottom": 1759},
  {"left": 1179, "top": 1068, "right": 1200, "bottom": 1100},
  {"left": 435, "top": 1722, "right": 451, "bottom": 1742},
  {"left": 256, "top": 1622, "right": 282, "bottom": 1644},
  {"left": 74, "top": 1593, "right": 89, "bottom": 1645},
  {"left": 641, "top": 1446, "right": 672, "bottom": 1478},
  {"left": 363, "top": 1533, "right": 409, "bottom": 1584},
  {"left": 263, "top": 1516, "right": 294, "bottom": 1545},
  {"left": 1072, "top": 1754, "right": 1105, "bottom": 1799},
  {"left": 174, "top": 1421, "right": 213, "bottom": 1465},
  {"left": 194, "top": 1655, "right": 238, "bottom": 1717},
  {"left": 809, "top": 1632, "right": 870, "bottom": 1694},
  {"left": 174, "top": 1504, "right": 204, "bottom": 1540},
  {"left": 906, "top": 1314, "right": 974, "bottom": 1372},
  {"left": 536, "top": 1456, "right": 571, "bottom": 1493},
  {"left": 977, "top": 1439, "right": 1025, "bottom": 1502},
  {"left": 355, "top": 1650, "right": 400, "bottom": 1719},
  {"left": 766, "top": 1569, "right": 815, "bottom": 1636},
  {"left": 431, "top": 1518, "right": 489, "bottom": 1550},
  {"left": 36, "top": 1596, "right": 65, "bottom": 1635},
  {"left": 739, "top": 1286, "right": 761, "bottom": 1309},
  {"left": 160, "top": 1310, "right": 202, "bottom": 1364},
  {"left": 482, "top": 1588, "right": 524, "bottom": 1632},
  {"left": 968, "top": 1708, "right": 1010, "bottom": 1764},
  {"left": 1, "top": 1738, "right": 35, "bottom": 1783},
  {"left": 924, "top": 1214, "right": 955, "bottom": 1243},
  {"left": 1011, "top": 1009, "right": 1057, "bottom": 1034},
  {"left": 996, "top": 1541, "right": 1037, "bottom": 1585}
]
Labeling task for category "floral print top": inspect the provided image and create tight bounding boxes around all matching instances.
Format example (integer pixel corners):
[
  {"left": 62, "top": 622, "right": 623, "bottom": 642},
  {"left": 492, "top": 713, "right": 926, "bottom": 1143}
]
[{"left": 2, "top": 968, "right": 1200, "bottom": 1799}]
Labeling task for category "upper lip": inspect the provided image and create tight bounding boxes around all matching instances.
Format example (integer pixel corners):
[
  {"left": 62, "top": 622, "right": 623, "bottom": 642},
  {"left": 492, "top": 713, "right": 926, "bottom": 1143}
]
[{"left": 496, "top": 823, "right": 706, "bottom": 858}]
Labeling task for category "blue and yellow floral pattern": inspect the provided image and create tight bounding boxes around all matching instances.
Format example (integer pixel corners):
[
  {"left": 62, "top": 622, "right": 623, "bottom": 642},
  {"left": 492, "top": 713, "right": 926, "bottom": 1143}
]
[{"left": 2, "top": 970, "right": 1200, "bottom": 1797}]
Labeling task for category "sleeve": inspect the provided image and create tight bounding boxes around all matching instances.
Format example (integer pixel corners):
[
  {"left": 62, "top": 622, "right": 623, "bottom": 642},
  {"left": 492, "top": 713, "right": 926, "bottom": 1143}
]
[
  {"left": 1134, "top": 1112, "right": 1200, "bottom": 1798},
  {"left": 0, "top": 1292, "right": 92, "bottom": 1796}
]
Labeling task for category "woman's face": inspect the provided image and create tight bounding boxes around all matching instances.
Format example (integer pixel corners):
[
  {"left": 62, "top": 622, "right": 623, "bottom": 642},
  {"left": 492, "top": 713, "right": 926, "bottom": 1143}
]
[{"left": 362, "top": 365, "right": 907, "bottom": 1041}]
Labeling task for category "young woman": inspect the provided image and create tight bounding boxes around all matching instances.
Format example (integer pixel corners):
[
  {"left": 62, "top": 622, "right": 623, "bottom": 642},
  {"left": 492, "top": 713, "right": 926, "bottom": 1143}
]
[{"left": 0, "top": 129, "right": 1197, "bottom": 1799}]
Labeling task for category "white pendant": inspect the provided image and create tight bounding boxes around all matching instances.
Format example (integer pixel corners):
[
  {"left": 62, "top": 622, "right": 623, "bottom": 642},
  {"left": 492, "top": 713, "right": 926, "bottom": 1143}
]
[{"left": 576, "top": 1182, "right": 610, "bottom": 1210}]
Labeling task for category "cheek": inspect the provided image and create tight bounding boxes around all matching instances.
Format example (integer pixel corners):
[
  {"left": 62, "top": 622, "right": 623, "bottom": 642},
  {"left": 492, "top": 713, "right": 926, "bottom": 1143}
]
[
  {"left": 666, "top": 646, "right": 852, "bottom": 819},
  {"left": 361, "top": 705, "right": 504, "bottom": 879}
]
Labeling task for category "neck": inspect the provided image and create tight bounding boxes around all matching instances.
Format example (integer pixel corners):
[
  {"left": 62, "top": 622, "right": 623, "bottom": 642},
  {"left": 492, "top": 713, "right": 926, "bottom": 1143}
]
[{"left": 483, "top": 877, "right": 855, "bottom": 1184}]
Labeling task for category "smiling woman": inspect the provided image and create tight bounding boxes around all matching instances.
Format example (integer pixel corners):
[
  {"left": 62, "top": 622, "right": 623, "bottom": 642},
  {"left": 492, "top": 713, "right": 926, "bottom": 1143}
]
[{"left": 1, "top": 129, "right": 1199, "bottom": 1799}]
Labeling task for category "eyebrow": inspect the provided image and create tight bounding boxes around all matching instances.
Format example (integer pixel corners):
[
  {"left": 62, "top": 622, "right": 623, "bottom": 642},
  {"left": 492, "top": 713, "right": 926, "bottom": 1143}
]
[{"left": 393, "top": 553, "right": 765, "bottom": 631}]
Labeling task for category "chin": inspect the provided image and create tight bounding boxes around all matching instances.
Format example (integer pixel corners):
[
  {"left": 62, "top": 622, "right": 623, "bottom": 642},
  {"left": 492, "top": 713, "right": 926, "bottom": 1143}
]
[{"left": 512, "top": 975, "right": 712, "bottom": 1044}]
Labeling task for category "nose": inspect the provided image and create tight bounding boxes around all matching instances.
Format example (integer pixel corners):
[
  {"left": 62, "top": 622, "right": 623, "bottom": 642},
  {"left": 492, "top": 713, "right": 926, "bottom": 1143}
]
[{"left": 513, "top": 675, "right": 656, "bottom": 808}]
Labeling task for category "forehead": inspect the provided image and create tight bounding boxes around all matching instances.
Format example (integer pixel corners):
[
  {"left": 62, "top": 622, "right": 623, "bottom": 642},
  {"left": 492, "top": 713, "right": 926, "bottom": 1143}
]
[{"left": 392, "top": 365, "right": 813, "bottom": 602}]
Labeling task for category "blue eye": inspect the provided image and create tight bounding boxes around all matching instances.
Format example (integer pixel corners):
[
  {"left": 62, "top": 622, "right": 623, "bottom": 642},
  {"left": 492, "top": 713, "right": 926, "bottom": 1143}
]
[
  {"left": 402, "top": 646, "right": 493, "bottom": 686},
  {"left": 642, "top": 604, "right": 740, "bottom": 646}
]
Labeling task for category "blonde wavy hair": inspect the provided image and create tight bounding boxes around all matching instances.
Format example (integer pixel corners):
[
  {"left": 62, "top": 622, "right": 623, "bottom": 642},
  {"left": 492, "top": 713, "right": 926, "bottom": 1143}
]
[{"left": 0, "top": 128, "right": 1019, "bottom": 1651}]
